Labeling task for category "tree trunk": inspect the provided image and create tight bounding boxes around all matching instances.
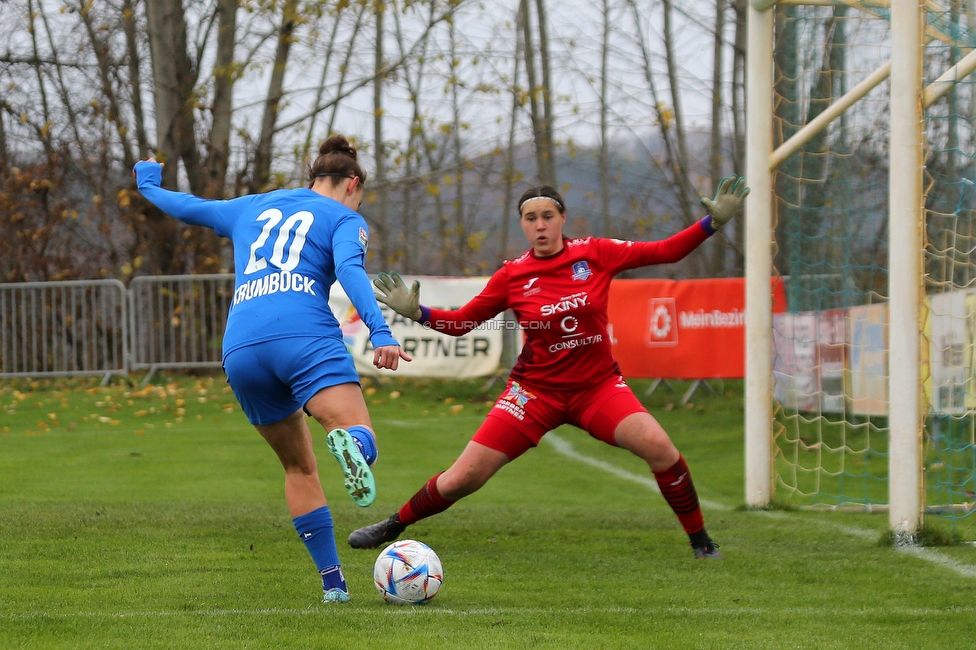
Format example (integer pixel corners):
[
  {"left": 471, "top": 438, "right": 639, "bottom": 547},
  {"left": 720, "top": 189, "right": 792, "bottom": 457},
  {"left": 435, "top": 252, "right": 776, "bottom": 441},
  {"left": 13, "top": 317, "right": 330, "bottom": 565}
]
[
  {"left": 373, "top": 0, "right": 390, "bottom": 267},
  {"left": 26, "top": 0, "right": 53, "bottom": 156},
  {"left": 629, "top": 0, "right": 697, "bottom": 243},
  {"left": 0, "top": 110, "right": 7, "bottom": 172},
  {"left": 250, "top": 0, "right": 299, "bottom": 192},
  {"left": 145, "top": 0, "right": 197, "bottom": 185},
  {"left": 519, "top": 0, "right": 545, "bottom": 185},
  {"left": 534, "top": 0, "right": 556, "bottom": 185},
  {"left": 39, "top": 2, "right": 84, "bottom": 158},
  {"left": 600, "top": 0, "right": 611, "bottom": 236},
  {"left": 449, "top": 18, "right": 468, "bottom": 271},
  {"left": 731, "top": 0, "right": 747, "bottom": 274},
  {"left": 708, "top": 0, "right": 726, "bottom": 276},
  {"left": 205, "top": 0, "right": 238, "bottom": 199},
  {"left": 326, "top": 6, "right": 369, "bottom": 135},
  {"left": 662, "top": 0, "right": 698, "bottom": 240},
  {"left": 502, "top": 3, "right": 525, "bottom": 262},
  {"left": 78, "top": 1, "right": 136, "bottom": 170},
  {"left": 144, "top": 0, "right": 198, "bottom": 273},
  {"left": 305, "top": 2, "right": 353, "bottom": 161},
  {"left": 122, "top": 0, "right": 149, "bottom": 159}
]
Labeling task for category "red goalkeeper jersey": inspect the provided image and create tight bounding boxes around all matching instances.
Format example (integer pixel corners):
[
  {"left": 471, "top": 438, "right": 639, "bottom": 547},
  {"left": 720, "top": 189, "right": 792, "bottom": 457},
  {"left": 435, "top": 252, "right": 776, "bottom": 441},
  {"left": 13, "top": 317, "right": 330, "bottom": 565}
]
[{"left": 420, "top": 220, "right": 713, "bottom": 391}]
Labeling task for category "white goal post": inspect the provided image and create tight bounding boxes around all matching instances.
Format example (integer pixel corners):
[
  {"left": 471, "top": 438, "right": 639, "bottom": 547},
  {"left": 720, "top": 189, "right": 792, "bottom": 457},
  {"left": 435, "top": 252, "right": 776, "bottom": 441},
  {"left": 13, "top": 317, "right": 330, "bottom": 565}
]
[{"left": 743, "top": 0, "right": 976, "bottom": 535}]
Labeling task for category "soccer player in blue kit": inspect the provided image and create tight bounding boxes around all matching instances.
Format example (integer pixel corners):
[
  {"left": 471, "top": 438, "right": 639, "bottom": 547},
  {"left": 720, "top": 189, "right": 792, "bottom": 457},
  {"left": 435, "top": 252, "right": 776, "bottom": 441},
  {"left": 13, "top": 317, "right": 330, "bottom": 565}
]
[{"left": 134, "top": 135, "right": 410, "bottom": 603}]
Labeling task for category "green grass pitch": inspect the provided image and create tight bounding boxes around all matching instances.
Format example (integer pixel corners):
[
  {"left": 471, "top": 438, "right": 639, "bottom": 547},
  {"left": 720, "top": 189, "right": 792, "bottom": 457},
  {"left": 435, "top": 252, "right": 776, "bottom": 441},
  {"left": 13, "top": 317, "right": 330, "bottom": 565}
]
[{"left": 1, "top": 375, "right": 975, "bottom": 649}]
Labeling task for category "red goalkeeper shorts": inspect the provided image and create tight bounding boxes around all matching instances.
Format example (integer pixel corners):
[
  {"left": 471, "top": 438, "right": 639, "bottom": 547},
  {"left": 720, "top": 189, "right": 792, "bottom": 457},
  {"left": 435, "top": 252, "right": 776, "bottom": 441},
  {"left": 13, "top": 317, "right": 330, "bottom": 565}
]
[{"left": 471, "top": 374, "right": 648, "bottom": 460}]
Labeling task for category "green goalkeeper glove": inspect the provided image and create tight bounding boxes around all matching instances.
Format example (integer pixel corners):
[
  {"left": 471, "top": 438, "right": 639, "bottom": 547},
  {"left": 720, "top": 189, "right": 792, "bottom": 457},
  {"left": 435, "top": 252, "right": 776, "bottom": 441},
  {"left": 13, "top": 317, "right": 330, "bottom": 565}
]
[
  {"left": 700, "top": 175, "right": 750, "bottom": 229},
  {"left": 373, "top": 272, "right": 422, "bottom": 321}
]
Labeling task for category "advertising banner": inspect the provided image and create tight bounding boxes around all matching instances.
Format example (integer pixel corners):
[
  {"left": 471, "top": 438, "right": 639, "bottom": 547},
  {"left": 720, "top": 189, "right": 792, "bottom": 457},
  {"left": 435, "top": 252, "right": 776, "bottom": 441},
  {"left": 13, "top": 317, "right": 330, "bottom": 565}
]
[
  {"left": 817, "top": 309, "right": 848, "bottom": 414},
  {"left": 329, "top": 276, "right": 503, "bottom": 378},
  {"left": 849, "top": 303, "right": 888, "bottom": 416},
  {"left": 929, "top": 291, "right": 969, "bottom": 415},
  {"left": 606, "top": 277, "right": 786, "bottom": 379},
  {"left": 773, "top": 312, "right": 819, "bottom": 412}
]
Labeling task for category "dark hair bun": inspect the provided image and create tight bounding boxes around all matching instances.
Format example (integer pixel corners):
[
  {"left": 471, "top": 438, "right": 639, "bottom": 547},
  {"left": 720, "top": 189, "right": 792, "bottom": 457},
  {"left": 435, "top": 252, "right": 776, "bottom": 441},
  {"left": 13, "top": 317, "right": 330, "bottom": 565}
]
[
  {"left": 319, "top": 135, "right": 357, "bottom": 159},
  {"left": 308, "top": 133, "right": 367, "bottom": 186}
]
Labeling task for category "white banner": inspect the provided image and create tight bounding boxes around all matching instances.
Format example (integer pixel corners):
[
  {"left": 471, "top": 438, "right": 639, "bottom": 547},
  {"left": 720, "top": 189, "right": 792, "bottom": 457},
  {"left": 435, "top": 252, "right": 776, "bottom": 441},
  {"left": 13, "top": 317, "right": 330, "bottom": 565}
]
[
  {"left": 928, "top": 291, "right": 970, "bottom": 414},
  {"left": 849, "top": 303, "right": 888, "bottom": 416},
  {"left": 330, "top": 276, "right": 504, "bottom": 378},
  {"left": 773, "top": 312, "right": 819, "bottom": 412}
]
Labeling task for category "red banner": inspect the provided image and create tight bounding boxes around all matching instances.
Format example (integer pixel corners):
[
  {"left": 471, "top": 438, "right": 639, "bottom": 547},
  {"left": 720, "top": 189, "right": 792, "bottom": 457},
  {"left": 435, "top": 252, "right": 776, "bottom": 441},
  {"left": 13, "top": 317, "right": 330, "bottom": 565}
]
[{"left": 607, "top": 278, "right": 786, "bottom": 379}]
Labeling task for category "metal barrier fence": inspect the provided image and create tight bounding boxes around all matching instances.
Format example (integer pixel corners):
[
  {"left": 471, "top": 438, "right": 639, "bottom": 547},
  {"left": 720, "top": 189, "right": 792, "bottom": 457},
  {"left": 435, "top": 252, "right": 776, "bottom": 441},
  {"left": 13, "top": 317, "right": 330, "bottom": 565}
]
[
  {"left": 0, "top": 280, "right": 128, "bottom": 382},
  {"left": 129, "top": 274, "right": 234, "bottom": 384},
  {"left": 2, "top": 275, "right": 519, "bottom": 385}
]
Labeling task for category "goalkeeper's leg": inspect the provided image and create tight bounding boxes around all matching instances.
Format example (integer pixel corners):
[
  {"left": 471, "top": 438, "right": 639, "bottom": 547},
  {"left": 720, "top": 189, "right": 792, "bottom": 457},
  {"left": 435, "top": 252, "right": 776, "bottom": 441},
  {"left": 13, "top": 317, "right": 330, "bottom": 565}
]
[
  {"left": 581, "top": 381, "right": 722, "bottom": 559},
  {"left": 349, "top": 417, "right": 529, "bottom": 549}
]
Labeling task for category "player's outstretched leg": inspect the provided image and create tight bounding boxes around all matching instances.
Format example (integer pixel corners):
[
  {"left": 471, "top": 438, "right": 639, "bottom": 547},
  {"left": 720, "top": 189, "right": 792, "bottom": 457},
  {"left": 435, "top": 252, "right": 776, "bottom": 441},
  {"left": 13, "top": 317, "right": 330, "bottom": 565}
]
[
  {"left": 349, "top": 471, "right": 456, "bottom": 548},
  {"left": 688, "top": 529, "right": 723, "bottom": 559},
  {"left": 611, "top": 409, "right": 723, "bottom": 559},
  {"left": 327, "top": 428, "right": 376, "bottom": 507},
  {"left": 348, "top": 512, "right": 408, "bottom": 549},
  {"left": 653, "top": 455, "right": 723, "bottom": 559}
]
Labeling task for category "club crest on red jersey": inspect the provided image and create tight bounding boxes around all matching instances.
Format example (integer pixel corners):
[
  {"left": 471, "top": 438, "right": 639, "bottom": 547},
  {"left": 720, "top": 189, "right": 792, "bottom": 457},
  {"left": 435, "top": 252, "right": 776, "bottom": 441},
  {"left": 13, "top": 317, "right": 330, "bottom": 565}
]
[{"left": 571, "top": 260, "right": 592, "bottom": 281}]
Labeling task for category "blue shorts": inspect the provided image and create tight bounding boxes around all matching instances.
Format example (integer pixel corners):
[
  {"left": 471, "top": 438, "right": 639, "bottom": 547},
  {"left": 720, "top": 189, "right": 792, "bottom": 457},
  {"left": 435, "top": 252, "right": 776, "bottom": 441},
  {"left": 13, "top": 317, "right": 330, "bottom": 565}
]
[{"left": 223, "top": 336, "right": 360, "bottom": 425}]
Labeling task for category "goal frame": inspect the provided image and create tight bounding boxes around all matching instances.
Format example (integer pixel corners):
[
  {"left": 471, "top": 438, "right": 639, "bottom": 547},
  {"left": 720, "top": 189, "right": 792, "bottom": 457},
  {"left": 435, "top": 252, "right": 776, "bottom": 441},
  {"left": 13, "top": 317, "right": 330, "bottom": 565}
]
[{"left": 743, "top": 0, "right": 976, "bottom": 534}]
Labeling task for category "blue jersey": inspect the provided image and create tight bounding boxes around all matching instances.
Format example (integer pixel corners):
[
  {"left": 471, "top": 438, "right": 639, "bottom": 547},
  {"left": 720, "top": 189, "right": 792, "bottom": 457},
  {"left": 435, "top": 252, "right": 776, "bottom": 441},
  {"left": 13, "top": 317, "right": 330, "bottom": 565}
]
[{"left": 134, "top": 161, "right": 398, "bottom": 358}]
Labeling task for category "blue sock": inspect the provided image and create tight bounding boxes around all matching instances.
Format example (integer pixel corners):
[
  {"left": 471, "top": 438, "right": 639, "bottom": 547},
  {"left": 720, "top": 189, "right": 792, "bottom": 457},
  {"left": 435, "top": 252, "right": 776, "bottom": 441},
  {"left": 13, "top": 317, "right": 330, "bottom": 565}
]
[
  {"left": 293, "top": 506, "right": 346, "bottom": 593},
  {"left": 320, "top": 565, "right": 347, "bottom": 592},
  {"left": 347, "top": 425, "right": 377, "bottom": 466}
]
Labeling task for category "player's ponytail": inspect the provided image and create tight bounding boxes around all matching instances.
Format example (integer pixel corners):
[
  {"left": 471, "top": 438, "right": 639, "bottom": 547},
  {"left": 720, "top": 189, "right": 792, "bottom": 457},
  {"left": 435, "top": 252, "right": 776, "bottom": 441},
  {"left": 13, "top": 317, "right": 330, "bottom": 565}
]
[
  {"left": 517, "top": 186, "right": 565, "bottom": 216},
  {"left": 308, "top": 134, "right": 368, "bottom": 188}
]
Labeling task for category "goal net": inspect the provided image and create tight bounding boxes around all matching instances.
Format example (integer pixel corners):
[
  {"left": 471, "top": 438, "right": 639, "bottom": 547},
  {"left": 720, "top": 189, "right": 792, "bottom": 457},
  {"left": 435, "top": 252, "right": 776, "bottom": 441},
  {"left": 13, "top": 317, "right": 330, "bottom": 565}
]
[{"left": 753, "top": 0, "right": 976, "bottom": 528}]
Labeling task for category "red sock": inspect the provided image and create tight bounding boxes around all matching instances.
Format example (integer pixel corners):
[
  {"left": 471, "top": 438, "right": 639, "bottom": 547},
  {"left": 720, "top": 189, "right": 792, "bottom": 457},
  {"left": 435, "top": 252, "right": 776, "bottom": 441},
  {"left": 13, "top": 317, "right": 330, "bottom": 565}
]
[
  {"left": 653, "top": 456, "right": 704, "bottom": 535},
  {"left": 398, "top": 472, "right": 455, "bottom": 525}
]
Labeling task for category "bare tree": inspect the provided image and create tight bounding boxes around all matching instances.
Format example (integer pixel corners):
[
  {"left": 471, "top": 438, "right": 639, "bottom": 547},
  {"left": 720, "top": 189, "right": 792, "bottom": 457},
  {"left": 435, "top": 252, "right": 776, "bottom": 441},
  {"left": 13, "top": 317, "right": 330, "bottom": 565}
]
[
  {"left": 0, "top": 0, "right": 749, "bottom": 282},
  {"left": 122, "top": 0, "right": 150, "bottom": 161},
  {"left": 205, "top": 0, "right": 238, "bottom": 199},
  {"left": 661, "top": 0, "right": 698, "bottom": 232},
  {"left": 599, "top": 0, "right": 612, "bottom": 237},
  {"left": 534, "top": 0, "right": 556, "bottom": 186},
  {"left": 501, "top": 2, "right": 527, "bottom": 262},
  {"left": 448, "top": 15, "right": 469, "bottom": 271},
  {"left": 731, "top": 0, "right": 748, "bottom": 273},
  {"left": 250, "top": 0, "right": 299, "bottom": 192},
  {"left": 373, "top": 0, "right": 390, "bottom": 266},
  {"left": 708, "top": 0, "right": 727, "bottom": 276},
  {"left": 519, "top": 0, "right": 556, "bottom": 186}
]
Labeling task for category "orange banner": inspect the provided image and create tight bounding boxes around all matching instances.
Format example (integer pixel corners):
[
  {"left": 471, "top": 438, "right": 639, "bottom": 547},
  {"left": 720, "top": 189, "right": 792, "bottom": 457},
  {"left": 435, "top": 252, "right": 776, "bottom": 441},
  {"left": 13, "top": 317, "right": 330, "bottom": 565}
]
[{"left": 607, "top": 278, "right": 786, "bottom": 379}]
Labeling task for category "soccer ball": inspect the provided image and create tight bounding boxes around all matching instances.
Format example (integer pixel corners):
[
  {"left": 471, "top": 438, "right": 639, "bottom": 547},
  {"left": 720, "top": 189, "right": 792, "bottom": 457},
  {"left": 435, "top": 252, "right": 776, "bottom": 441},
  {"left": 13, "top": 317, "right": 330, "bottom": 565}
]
[{"left": 373, "top": 539, "right": 443, "bottom": 605}]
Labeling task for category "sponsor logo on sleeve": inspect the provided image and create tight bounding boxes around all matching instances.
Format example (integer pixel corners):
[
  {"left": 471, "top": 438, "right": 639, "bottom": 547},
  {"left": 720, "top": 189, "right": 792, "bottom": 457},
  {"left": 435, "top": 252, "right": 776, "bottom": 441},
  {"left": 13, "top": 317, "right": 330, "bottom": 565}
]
[{"left": 358, "top": 227, "right": 369, "bottom": 252}]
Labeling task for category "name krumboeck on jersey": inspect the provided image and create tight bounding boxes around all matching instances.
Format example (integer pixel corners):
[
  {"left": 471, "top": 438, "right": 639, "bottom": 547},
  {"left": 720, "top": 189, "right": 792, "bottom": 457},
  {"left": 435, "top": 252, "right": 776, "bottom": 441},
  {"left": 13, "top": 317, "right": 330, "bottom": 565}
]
[{"left": 232, "top": 270, "right": 319, "bottom": 307}]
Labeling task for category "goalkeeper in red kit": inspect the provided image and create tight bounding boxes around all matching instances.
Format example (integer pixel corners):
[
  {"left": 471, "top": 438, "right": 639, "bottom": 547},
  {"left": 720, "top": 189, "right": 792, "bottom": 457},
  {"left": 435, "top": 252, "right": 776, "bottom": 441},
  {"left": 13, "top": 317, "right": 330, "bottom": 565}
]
[{"left": 350, "top": 176, "right": 749, "bottom": 559}]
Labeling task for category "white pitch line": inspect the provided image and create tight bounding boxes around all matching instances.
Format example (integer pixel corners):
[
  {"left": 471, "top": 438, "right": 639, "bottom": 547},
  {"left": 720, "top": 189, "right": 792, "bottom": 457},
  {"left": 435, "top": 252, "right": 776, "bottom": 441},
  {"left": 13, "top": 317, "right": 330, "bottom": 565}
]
[
  {"left": 542, "top": 433, "right": 729, "bottom": 511},
  {"left": 544, "top": 434, "right": 976, "bottom": 581},
  {"left": 896, "top": 546, "right": 976, "bottom": 578},
  {"left": 3, "top": 605, "right": 975, "bottom": 621}
]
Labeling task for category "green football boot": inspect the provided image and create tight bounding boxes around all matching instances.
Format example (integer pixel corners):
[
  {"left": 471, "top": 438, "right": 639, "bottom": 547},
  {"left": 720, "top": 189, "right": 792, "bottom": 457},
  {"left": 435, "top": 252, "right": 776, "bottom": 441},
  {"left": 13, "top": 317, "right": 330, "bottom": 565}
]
[{"left": 326, "top": 428, "right": 376, "bottom": 507}]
